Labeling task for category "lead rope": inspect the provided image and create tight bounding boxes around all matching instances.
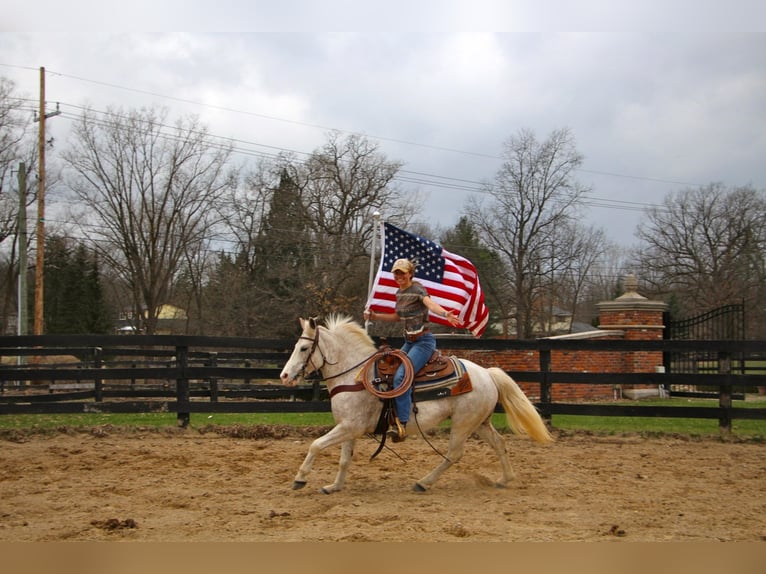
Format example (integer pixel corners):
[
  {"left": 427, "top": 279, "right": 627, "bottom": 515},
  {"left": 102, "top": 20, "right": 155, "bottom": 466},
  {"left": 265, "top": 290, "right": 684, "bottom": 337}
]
[
  {"left": 366, "top": 434, "right": 408, "bottom": 463},
  {"left": 372, "top": 407, "right": 449, "bottom": 464},
  {"left": 411, "top": 402, "right": 452, "bottom": 463}
]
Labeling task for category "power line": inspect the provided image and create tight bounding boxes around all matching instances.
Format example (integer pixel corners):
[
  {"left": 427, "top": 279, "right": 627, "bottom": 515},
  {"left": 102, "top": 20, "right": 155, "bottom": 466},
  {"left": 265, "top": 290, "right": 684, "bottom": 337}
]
[
  {"left": 52, "top": 102, "right": 668, "bottom": 215},
  {"left": 6, "top": 67, "right": 678, "bottom": 219},
  {"left": 27, "top": 66, "right": 709, "bottom": 190}
]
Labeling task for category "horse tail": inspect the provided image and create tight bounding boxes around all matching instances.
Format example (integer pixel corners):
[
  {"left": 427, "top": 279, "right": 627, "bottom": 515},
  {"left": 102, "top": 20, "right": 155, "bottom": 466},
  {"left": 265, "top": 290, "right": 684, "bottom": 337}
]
[{"left": 488, "top": 367, "right": 554, "bottom": 444}]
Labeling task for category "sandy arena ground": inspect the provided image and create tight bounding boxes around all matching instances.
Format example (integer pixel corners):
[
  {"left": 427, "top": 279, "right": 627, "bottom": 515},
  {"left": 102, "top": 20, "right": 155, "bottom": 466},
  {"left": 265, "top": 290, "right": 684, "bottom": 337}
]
[{"left": 1, "top": 425, "right": 764, "bottom": 542}]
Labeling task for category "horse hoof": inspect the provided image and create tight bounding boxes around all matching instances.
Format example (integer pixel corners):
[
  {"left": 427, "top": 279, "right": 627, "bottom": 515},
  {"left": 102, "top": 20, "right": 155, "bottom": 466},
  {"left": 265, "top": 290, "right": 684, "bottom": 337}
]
[
  {"left": 320, "top": 487, "right": 334, "bottom": 495},
  {"left": 292, "top": 481, "right": 307, "bottom": 490},
  {"left": 413, "top": 482, "right": 427, "bottom": 492}
]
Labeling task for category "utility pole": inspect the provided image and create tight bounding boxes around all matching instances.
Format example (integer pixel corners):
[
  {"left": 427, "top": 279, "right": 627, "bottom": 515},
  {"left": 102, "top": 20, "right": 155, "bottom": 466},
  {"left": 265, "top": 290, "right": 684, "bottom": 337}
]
[
  {"left": 33, "top": 66, "right": 60, "bottom": 335},
  {"left": 17, "top": 163, "right": 28, "bottom": 338}
]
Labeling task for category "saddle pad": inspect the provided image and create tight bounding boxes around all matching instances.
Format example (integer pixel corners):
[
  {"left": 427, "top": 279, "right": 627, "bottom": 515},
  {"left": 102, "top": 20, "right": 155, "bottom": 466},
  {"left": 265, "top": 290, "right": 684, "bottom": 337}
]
[{"left": 412, "top": 357, "right": 473, "bottom": 401}]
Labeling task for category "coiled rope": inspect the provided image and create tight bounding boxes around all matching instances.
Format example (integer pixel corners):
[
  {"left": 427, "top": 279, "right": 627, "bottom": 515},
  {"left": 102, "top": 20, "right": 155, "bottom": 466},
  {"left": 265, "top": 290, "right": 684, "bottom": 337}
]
[{"left": 359, "top": 349, "right": 414, "bottom": 399}]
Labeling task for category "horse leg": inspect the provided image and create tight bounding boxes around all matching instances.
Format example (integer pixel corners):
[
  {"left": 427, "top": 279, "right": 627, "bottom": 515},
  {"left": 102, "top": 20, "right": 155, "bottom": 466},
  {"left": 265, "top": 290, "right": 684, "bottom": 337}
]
[
  {"left": 473, "top": 417, "right": 516, "bottom": 487},
  {"left": 292, "top": 425, "right": 353, "bottom": 492},
  {"left": 413, "top": 428, "right": 471, "bottom": 492},
  {"left": 320, "top": 439, "right": 355, "bottom": 494}
]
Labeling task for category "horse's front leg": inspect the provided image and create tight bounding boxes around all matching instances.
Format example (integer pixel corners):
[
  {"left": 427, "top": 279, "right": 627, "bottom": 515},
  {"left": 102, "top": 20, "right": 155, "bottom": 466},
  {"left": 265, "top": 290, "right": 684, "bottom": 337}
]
[
  {"left": 292, "top": 425, "right": 354, "bottom": 492},
  {"left": 320, "top": 439, "right": 356, "bottom": 494}
]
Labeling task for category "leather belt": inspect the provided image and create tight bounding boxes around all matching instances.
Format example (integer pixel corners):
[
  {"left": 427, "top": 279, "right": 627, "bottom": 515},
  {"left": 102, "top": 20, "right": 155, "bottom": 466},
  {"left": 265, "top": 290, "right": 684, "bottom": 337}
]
[{"left": 405, "top": 328, "right": 429, "bottom": 342}]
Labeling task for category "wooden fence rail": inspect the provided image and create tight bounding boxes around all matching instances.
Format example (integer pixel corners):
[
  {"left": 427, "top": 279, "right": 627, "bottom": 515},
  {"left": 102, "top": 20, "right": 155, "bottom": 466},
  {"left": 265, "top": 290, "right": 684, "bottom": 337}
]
[{"left": 1, "top": 335, "right": 764, "bottom": 432}]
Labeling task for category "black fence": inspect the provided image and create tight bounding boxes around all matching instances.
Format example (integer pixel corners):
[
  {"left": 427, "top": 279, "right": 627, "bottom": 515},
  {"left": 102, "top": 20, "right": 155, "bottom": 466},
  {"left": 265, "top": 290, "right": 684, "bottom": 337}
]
[{"left": 1, "top": 334, "right": 764, "bottom": 432}]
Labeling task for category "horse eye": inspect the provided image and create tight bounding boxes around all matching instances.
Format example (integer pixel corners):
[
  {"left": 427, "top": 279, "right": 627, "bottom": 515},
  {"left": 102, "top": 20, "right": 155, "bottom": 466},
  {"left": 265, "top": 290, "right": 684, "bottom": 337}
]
[{"left": 300, "top": 345, "right": 309, "bottom": 353}]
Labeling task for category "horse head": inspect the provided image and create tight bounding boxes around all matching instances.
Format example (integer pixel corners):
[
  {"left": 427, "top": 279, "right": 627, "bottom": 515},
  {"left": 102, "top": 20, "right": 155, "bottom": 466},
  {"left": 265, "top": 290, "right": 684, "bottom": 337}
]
[{"left": 279, "top": 316, "right": 321, "bottom": 386}]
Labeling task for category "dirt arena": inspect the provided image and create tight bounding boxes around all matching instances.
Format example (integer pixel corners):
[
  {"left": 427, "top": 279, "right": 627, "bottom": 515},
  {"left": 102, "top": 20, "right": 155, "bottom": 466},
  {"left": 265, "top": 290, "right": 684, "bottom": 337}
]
[{"left": 1, "top": 425, "right": 764, "bottom": 542}]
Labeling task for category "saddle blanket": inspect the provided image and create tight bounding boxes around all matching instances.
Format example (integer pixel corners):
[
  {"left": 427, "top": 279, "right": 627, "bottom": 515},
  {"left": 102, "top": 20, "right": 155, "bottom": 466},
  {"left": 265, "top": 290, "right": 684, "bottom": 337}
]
[{"left": 374, "top": 353, "right": 473, "bottom": 401}]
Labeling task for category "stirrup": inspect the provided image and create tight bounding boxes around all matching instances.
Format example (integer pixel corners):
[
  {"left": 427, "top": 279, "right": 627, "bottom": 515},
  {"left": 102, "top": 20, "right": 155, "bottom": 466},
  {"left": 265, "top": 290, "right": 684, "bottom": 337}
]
[{"left": 387, "top": 418, "right": 407, "bottom": 443}]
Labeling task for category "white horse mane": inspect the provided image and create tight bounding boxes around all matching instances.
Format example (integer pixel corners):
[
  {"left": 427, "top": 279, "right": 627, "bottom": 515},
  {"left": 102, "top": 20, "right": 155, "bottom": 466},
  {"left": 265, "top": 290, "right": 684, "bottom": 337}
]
[{"left": 321, "top": 314, "right": 376, "bottom": 353}]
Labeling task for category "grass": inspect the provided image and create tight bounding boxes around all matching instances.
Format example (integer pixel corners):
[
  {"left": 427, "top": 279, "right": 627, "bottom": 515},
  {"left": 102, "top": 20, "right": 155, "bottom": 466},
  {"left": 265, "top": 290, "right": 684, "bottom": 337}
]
[
  {"left": 1, "top": 397, "right": 764, "bottom": 438},
  {"left": 549, "top": 397, "right": 766, "bottom": 438},
  {"left": 0, "top": 411, "right": 335, "bottom": 431}
]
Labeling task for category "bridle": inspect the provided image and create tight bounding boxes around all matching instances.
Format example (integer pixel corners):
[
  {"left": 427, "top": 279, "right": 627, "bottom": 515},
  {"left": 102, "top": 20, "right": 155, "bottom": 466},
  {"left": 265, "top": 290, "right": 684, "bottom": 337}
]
[
  {"left": 296, "top": 324, "right": 376, "bottom": 383},
  {"left": 295, "top": 326, "right": 331, "bottom": 381}
]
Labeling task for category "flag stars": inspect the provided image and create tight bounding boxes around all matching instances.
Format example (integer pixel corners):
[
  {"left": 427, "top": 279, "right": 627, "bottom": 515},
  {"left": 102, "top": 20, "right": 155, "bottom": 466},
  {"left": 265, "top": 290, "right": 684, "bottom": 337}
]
[{"left": 384, "top": 225, "right": 444, "bottom": 282}]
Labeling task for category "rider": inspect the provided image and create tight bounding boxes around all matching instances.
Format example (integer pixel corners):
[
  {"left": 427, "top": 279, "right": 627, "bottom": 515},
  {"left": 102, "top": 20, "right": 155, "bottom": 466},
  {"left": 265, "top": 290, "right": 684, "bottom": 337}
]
[{"left": 363, "top": 258, "right": 461, "bottom": 442}]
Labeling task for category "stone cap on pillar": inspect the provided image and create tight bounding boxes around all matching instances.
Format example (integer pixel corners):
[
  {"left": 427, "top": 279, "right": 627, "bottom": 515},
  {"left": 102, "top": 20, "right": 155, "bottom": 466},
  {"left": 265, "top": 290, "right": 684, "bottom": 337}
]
[{"left": 596, "top": 274, "right": 669, "bottom": 312}]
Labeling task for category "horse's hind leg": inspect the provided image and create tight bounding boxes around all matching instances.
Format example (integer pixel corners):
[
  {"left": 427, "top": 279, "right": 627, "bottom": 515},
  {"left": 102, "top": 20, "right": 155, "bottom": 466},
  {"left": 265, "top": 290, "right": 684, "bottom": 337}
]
[
  {"left": 474, "top": 417, "right": 516, "bottom": 487},
  {"left": 320, "top": 439, "right": 355, "bottom": 494},
  {"left": 413, "top": 429, "right": 470, "bottom": 492}
]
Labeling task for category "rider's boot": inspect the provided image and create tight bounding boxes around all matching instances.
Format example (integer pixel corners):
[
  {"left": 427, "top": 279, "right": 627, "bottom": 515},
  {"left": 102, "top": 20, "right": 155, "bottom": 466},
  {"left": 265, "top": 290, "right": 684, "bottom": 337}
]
[{"left": 387, "top": 417, "right": 407, "bottom": 443}]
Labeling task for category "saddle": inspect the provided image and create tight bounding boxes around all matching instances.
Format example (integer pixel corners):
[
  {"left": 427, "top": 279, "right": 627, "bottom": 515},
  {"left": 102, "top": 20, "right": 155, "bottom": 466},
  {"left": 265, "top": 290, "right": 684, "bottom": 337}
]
[
  {"left": 374, "top": 345, "right": 473, "bottom": 398},
  {"left": 376, "top": 348, "right": 450, "bottom": 381}
]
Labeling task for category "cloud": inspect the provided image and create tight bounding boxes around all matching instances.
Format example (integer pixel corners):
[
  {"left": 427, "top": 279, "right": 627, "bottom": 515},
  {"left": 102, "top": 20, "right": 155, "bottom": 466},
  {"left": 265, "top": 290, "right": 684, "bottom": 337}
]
[{"left": 1, "top": 27, "right": 764, "bottom": 246}]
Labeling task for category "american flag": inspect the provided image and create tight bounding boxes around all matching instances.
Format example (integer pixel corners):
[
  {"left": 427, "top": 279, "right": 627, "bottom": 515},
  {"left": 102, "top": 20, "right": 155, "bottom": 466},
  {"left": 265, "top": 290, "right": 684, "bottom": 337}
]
[{"left": 366, "top": 222, "right": 489, "bottom": 338}]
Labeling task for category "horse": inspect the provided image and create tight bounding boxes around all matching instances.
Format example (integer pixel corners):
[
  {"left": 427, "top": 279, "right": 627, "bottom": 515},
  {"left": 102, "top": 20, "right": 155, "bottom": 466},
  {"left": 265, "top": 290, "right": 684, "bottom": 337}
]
[{"left": 279, "top": 315, "right": 554, "bottom": 493}]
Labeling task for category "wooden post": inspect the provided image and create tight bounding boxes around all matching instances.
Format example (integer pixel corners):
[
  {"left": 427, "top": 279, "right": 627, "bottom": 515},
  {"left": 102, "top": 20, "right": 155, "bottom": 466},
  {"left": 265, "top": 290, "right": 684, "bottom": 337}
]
[
  {"left": 718, "top": 350, "right": 732, "bottom": 434},
  {"left": 208, "top": 352, "right": 219, "bottom": 402},
  {"left": 539, "top": 344, "right": 552, "bottom": 421},
  {"left": 17, "top": 162, "right": 28, "bottom": 338},
  {"left": 93, "top": 347, "right": 103, "bottom": 402},
  {"left": 176, "top": 346, "right": 190, "bottom": 427}
]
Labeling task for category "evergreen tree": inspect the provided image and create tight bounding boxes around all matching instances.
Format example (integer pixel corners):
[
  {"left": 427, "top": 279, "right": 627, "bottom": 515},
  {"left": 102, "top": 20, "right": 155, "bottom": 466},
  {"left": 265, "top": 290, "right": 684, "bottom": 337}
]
[
  {"left": 43, "top": 236, "right": 71, "bottom": 334},
  {"left": 250, "top": 169, "right": 314, "bottom": 336},
  {"left": 79, "top": 247, "right": 113, "bottom": 333},
  {"left": 43, "top": 235, "right": 114, "bottom": 334}
]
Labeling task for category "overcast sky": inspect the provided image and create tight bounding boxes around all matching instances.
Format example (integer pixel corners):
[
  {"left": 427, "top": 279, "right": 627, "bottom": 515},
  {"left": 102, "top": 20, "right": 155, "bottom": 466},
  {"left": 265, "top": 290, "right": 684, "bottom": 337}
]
[{"left": 2, "top": 1, "right": 765, "bottom": 247}]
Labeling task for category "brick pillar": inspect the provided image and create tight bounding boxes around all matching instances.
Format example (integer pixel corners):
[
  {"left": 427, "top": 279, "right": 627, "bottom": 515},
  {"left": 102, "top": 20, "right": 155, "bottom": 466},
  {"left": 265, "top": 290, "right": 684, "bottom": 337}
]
[{"left": 596, "top": 274, "right": 668, "bottom": 394}]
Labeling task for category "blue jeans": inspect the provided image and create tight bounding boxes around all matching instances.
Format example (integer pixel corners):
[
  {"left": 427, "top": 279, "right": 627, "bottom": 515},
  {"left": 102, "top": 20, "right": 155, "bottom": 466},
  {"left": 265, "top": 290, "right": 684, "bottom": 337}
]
[{"left": 393, "top": 332, "right": 436, "bottom": 424}]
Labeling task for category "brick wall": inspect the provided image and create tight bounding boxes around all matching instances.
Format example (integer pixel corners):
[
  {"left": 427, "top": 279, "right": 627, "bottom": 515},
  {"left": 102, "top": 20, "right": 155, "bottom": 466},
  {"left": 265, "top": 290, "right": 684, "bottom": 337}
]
[
  {"left": 441, "top": 341, "right": 622, "bottom": 401},
  {"left": 442, "top": 275, "right": 668, "bottom": 401}
]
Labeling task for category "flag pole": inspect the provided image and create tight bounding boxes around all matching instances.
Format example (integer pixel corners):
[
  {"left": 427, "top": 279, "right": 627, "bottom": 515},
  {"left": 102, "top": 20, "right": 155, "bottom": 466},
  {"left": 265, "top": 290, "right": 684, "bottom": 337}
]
[{"left": 365, "top": 211, "right": 381, "bottom": 331}]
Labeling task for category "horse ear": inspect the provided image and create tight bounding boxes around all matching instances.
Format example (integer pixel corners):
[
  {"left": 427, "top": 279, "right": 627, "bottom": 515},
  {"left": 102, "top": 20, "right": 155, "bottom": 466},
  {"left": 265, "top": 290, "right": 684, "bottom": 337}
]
[{"left": 308, "top": 316, "right": 318, "bottom": 330}]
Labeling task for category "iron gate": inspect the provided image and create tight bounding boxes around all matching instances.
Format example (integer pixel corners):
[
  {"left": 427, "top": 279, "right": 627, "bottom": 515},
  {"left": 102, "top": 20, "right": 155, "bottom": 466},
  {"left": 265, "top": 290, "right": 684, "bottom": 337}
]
[{"left": 664, "top": 302, "right": 745, "bottom": 396}]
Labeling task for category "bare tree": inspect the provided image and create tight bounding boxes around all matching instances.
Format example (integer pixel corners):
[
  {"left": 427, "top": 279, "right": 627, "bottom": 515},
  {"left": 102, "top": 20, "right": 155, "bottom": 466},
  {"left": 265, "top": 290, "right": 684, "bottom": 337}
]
[
  {"left": 0, "top": 78, "right": 35, "bottom": 239},
  {"left": 466, "top": 127, "right": 590, "bottom": 338},
  {"left": 63, "top": 106, "right": 237, "bottom": 334},
  {"left": 578, "top": 244, "right": 631, "bottom": 322},
  {"left": 297, "top": 131, "right": 417, "bottom": 314},
  {"left": 554, "top": 222, "right": 611, "bottom": 333},
  {"left": 0, "top": 77, "right": 38, "bottom": 332},
  {"left": 633, "top": 183, "right": 766, "bottom": 333}
]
